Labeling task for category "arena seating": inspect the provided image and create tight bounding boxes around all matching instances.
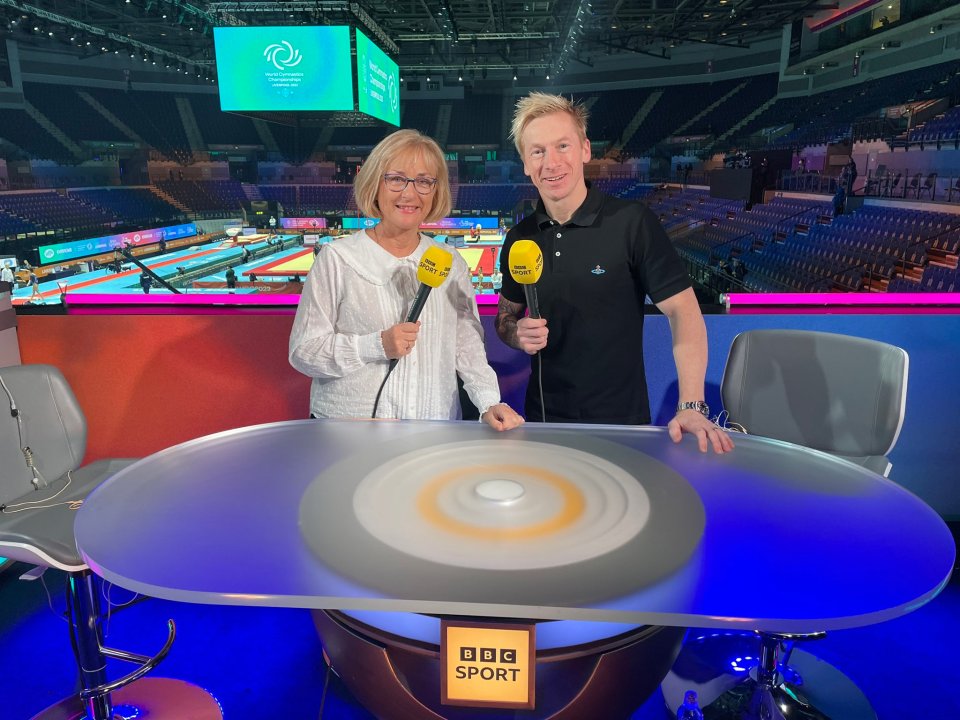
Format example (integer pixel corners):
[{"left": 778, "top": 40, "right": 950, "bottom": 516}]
[
  {"left": 189, "top": 95, "right": 262, "bottom": 147},
  {"left": 155, "top": 180, "right": 247, "bottom": 214},
  {"left": 24, "top": 85, "right": 129, "bottom": 144},
  {"left": 0, "top": 191, "right": 115, "bottom": 231},
  {"left": 447, "top": 93, "right": 503, "bottom": 146},
  {"left": 298, "top": 185, "right": 353, "bottom": 214},
  {"left": 68, "top": 188, "right": 183, "bottom": 225}
]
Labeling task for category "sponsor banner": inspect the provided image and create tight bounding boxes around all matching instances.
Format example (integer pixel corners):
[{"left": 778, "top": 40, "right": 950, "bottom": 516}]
[
  {"left": 38, "top": 223, "right": 197, "bottom": 265},
  {"left": 341, "top": 217, "right": 498, "bottom": 231},
  {"left": 280, "top": 218, "right": 328, "bottom": 229}
]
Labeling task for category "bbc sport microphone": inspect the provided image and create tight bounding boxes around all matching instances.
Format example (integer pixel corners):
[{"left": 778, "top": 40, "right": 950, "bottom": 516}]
[
  {"left": 405, "top": 244, "right": 454, "bottom": 323},
  {"left": 507, "top": 239, "right": 543, "bottom": 319},
  {"left": 373, "top": 245, "right": 455, "bottom": 418}
]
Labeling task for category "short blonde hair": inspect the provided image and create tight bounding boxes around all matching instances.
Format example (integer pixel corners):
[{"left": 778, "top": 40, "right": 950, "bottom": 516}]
[
  {"left": 353, "top": 129, "right": 451, "bottom": 223},
  {"left": 510, "top": 92, "right": 589, "bottom": 155}
]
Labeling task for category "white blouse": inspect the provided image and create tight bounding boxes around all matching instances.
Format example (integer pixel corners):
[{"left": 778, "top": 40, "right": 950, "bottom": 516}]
[{"left": 289, "top": 230, "right": 502, "bottom": 420}]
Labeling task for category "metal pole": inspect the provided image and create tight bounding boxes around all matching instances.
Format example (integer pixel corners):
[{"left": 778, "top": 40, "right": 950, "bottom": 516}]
[{"left": 66, "top": 571, "right": 113, "bottom": 720}]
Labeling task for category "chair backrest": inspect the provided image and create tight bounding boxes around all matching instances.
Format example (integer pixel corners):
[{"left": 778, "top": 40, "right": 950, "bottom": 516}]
[
  {"left": 721, "top": 330, "right": 908, "bottom": 474},
  {"left": 0, "top": 364, "right": 87, "bottom": 506}
]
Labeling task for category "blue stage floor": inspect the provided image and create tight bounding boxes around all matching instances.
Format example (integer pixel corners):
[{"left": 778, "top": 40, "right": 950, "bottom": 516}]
[{"left": 1, "top": 544, "right": 958, "bottom": 720}]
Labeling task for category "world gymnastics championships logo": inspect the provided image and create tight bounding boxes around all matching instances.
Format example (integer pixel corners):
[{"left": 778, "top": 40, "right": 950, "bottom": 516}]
[{"left": 263, "top": 40, "right": 303, "bottom": 70}]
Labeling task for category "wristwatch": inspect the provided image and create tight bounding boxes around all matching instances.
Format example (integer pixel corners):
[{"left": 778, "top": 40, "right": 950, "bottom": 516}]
[{"left": 677, "top": 401, "right": 710, "bottom": 417}]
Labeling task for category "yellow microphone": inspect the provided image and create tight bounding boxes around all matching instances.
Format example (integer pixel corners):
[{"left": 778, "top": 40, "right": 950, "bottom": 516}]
[
  {"left": 406, "top": 245, "right": 453, "bottom": 323},
  {"left": 508, "top": 239, "right": 543, "bottom": 319}
]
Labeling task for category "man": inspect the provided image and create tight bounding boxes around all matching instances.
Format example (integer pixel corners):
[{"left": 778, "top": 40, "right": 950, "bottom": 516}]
[
  {"left": 225, "top": 266, "right": 237, "bottom": 291},
  {"left": 139, "top": 272, "right": 153, "bottom": 294},
  {"left": 496, "top": 92, "right": 732, "bottom": 454},
  {"left": 0, "top": 263, "right": 14, "bottom": 288}
]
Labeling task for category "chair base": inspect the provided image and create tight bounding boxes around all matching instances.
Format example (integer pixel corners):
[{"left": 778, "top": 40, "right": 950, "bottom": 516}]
[
  {"left": 30, "top": 677, "right": 222, "bottom": 720},
  {"left": 662, "top": 631, "right": 876, "bottom": 720}
]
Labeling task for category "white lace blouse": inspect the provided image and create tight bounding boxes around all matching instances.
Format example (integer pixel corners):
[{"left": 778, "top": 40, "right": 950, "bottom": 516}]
[{"left": 289, "top": 230, "right": 502, "bottom": 420}]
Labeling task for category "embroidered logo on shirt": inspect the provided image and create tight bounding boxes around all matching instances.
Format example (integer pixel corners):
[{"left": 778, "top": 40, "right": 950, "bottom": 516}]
[{"left": 591, "top": 265, "right": 606, "bottom": 275}]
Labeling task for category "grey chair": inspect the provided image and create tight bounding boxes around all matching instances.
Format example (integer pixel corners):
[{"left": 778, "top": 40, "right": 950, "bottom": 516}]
[
  {"left": 0, "top": 364, "right": 220, "bottom": 720},
  {"left": 665, "top": 330, "right": 908, "bottom": 719},
  {"left": 721, "top": 329, "right": 908, "bottom": 477}
]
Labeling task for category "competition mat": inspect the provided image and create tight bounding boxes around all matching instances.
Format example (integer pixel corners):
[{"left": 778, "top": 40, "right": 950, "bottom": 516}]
[{"left": 299, "top": 427, "right": 705, "bottom": 606}]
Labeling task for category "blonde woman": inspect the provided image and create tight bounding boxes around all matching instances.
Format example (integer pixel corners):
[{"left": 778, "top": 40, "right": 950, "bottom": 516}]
[{"left": 290, "top": 129, "right": 522, "bottom": 431}]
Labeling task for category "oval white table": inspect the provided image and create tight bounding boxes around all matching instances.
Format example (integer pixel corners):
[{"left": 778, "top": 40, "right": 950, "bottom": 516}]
[{"left": 75, "top": 420, "right": 955, "bottom": 719}]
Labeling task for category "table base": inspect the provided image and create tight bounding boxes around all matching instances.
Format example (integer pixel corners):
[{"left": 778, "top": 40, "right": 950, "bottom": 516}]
[
  {"left": 315, "top": 609, "right": 684, "bottom": 719},
  {"left": 30, "top": 677, "right": 223, "bottom": 720}
]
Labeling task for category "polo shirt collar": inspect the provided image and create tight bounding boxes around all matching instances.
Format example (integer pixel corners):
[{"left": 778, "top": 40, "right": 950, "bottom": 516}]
[{"left": 534, "top": 181, "right": 604, "bottom": 230}]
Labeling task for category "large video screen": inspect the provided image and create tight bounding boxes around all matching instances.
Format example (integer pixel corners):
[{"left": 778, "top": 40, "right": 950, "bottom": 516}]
[
  {"left": 355, "top": 29, "right": 400, "bottom": 126},
  {"left": 214, "top": 26, "right": 354, "bottom": 112}
]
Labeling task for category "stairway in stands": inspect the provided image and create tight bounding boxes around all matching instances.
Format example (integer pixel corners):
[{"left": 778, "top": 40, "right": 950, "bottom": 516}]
[
  {"left": 712, "top": 95, "right": 778, "bottom": 149},
  {"left": 22, "top": 101, "right": 85, "bottom": 161},
  {"left": 76, "top": 90, "right": 146, "bottom": 145},
  {"left": 175, "top": 97, "right": 207, "bottom": 156},
  {"left": 673, "top": 81, "right": 750, "bottom": 136},
  {"left": 150, "top": 186, "right": 192, "bottom": 214},
  {"left": 607, "top": 91, "right": 661, "bottom": 159},
  {"left": 252, "top": 119, "right": 281, "bottom": 155}
]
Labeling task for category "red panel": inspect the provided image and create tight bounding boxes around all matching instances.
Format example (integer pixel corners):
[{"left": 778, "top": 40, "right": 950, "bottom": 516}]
[{"left": 17, "top": 314, "right": 311, "bottom": 464}]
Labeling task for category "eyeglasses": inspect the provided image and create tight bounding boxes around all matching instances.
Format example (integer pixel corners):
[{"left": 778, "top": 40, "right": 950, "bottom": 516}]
[{"left": 383, "top": 173, "right": 438, "bottom": 194}]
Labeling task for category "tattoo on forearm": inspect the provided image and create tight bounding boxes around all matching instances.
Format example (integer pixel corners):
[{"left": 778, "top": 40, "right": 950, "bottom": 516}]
[{"left": 496, "top": 296, "right": 526, "bottom": 349}]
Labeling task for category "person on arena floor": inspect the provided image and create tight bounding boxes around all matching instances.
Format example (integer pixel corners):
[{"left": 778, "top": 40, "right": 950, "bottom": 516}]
[
  {"left": 495, "top": 91, "right": 732, "bottom": 454},
  {"left": 289, "top": 128, "right": 523, "bottom": 432}
]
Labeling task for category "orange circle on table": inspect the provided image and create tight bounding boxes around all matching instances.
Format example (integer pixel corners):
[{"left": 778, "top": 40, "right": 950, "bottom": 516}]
[{"left": 416, "top": 464, "right": 586, "bottom": 540}]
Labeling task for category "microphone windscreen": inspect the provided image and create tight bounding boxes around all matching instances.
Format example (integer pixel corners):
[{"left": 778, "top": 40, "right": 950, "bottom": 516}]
[
  {"left": 508, "top": 240, "right": 543, "bottom": 285},
  {"left": 417, "top": 245, "right": 454, "bottom": 288}
]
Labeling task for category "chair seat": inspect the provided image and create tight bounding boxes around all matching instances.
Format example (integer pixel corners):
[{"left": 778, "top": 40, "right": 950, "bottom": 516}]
[{"left": 0, "top": 458, "right": 136, "bottom": 571}]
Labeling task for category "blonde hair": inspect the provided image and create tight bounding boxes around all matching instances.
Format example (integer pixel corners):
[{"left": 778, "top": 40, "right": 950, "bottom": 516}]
[
  {"left": 353, "top": 129, "right": 451, "bottom": 223},
  {"left": 510, "top": 92, "right": 589, "bottom": 155}
]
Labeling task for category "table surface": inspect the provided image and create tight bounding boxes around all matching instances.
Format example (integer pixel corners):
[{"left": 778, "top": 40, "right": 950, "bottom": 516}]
[{"left": 75, "top": 420, "right": 955, "bottom": 632}]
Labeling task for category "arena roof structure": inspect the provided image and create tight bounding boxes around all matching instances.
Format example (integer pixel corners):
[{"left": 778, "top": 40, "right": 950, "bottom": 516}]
[{"left": 0, "top": 0, "right": 832, "bottom": 82}]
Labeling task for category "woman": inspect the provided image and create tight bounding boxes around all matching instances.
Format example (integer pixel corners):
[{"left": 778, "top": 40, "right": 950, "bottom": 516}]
[{"left": 289, "top": 129, "right": 522, "bottom": 431}]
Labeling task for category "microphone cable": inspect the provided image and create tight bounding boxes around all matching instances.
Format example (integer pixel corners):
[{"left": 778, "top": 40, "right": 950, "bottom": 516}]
[
  {"left": 371, "top": 357, "right": 400, "bottom": 420},
  {"left": 1, "top": 373, "right": 47, "bottom": 490},
  {"left": 534, "top": 350, "right": 545, "bottom": 423}
]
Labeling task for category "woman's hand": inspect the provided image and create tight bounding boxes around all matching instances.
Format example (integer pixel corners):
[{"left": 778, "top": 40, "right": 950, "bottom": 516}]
[
  {"left": 381, "top": 321, "right": 420, "bottom": 359},
  {"left": 481, "top": 403, "right": 525, "bottom": 431}
]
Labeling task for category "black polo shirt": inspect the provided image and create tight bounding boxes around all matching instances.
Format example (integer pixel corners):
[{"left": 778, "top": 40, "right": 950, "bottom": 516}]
[{"left": 499, "top": 184, "right": 691, "bottom": 424}]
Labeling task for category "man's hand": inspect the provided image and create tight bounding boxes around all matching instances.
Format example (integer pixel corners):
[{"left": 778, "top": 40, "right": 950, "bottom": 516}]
[
  {"left": 496, "top": 296, "right": 547, "bottom": 354},
  {"left": 668, "top": 409, "right": 735, "bottom": 454},
  {"left": 381, "top": 321, "right": 420, "bottom": 360},
  {"left": 481, "top": 403, "right": 525, "bottom": 431},
  {"left": 516, "top": 317, "right": 548, "bottom": 355}
]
